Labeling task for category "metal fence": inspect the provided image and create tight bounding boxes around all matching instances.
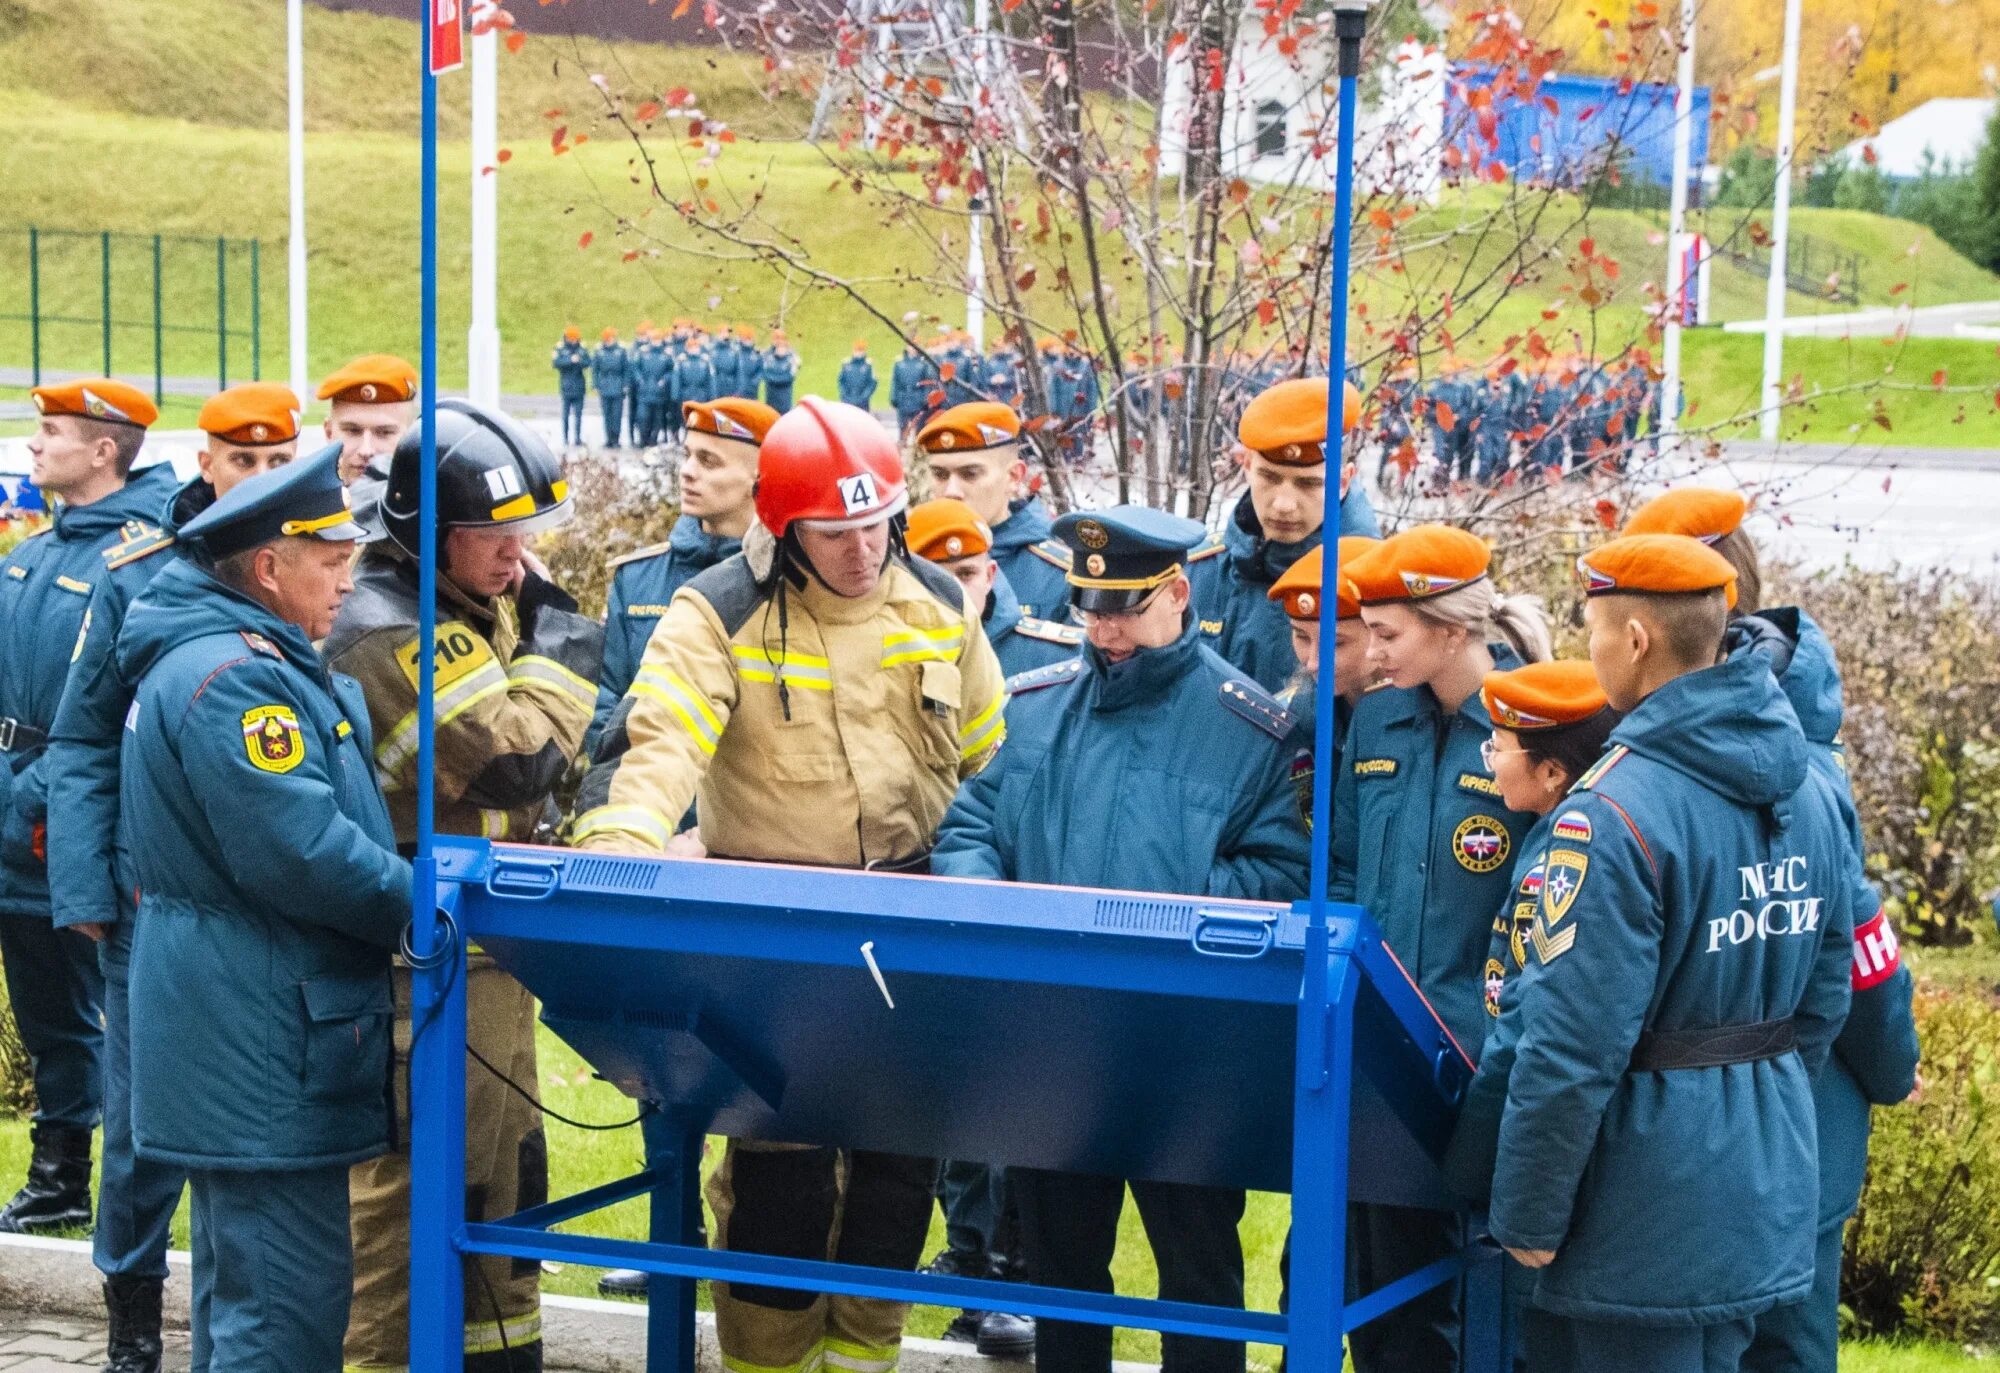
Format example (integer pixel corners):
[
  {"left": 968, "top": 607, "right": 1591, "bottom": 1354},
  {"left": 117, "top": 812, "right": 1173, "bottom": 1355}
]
[
  {"left": 1720, "top": 231, "right": 1863, "bottom": 305},
  {"left": 0, "top": 226, "right": 265, "bottom": 402}
]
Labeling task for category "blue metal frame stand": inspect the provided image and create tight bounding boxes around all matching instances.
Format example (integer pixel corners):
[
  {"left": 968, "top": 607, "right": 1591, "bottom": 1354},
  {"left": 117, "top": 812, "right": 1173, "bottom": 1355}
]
[{"left": 405, "top": 4, "right": 1504, "bottom": 1370}]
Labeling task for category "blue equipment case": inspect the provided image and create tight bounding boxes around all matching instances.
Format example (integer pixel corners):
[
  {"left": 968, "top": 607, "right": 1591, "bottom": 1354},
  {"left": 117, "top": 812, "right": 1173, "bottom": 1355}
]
[{"left": 408, "top": 840, "right": 1508, "bottom": 1371}]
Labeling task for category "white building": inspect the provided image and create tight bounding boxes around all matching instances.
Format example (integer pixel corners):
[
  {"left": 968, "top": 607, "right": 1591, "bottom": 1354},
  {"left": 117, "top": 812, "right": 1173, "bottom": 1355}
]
[
  {"left": 1157, "top": 6, "right": 1450, "bottom": 201},
  {"left": 1830, "top": 96, "right": 1996, "bottom": 178}
]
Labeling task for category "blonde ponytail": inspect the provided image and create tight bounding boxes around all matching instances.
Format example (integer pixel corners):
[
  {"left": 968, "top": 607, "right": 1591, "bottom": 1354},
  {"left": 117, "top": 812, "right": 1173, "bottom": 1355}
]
[{"left": 1413, "top": 580, "right": 1553, "bottom": 665}]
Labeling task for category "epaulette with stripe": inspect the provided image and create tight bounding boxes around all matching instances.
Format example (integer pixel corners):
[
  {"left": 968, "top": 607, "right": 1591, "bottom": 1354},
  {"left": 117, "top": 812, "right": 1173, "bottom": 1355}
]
[
  {"left": 1573, "top": 743, "right": 1630, "bottom": 792},
  {"left": 1013, "top": 615, "right": 1084, "bottom": 646},
  {"left": 1219, "top": 676, "right": 1293, "bottom": 740},
  {"left": 608, "top": 541, "right": 670, "bottom": 571},
  {"left": 1026, "top": 538, "right": 1072, "bottom": 569},
  {"left": 1005, "top": 658, "right": 1083, "bottom": 694},
  {"left": 104, "top": 521, "right": 173, "bottom": 570},
  {"left": 1185, "top": 535, "right": 1226, "bottom": 564}
]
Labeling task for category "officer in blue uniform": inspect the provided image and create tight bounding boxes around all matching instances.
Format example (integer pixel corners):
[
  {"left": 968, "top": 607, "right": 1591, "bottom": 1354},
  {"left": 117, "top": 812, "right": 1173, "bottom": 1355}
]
[
  {"left": 120, "top": 445, "right": 410, "bottom": 1373},
  {"left": 891, "top": 343, "right": 929, "bottom": 436},
  {"left": 984, "top": 342, "right": 1020, "bottom": 404},
  {"left": 632, "top": 325, "right": 673, "bottom": 448},
  {"left": 46, "top": 383, "right": 305, "bottom": 1373},
  {"left": 838, "top": 340, "right": 878, "bottom": 410},
  {"left": 1265, "top": 536, "right": 1378, "bottom": 820},
  {"left": 907, "top": 499, "right": 1081, "bottom": 679},
  {"left": 915, "top": 402, "right": 1073, "bottom": 621},
  {"left": 1623, "top": 489, "right": 1920, "bottom": 1373},
  {"left": 1191, "top": 377, "right": 1380, "bottom": 693},
  {"left": 1331, "top": 524, "right": 1553, "bottom": 1373},
  {"left": 592, "top": 328, "right": 631, "bottom": 447},
  {"left": 673, "top": 335, "right": 717, "bottom": 411},
  {"left": 552, "top": 328, "right": 590, "bottom": 446},
  {"left": 935, "top": 505, "right": 1310, "bottom": 1373},
  {"left": 0, "top": 380, "right": 170, "bottom": 1246},
  {"left": 760, "top": 331, "right": 800, "bottom": 412},
  {"left": 1491, "top": 534, "right": 1854, "bottom": 1373},
  {"left": 587, "top": 397, "right": 777, "bottom": 754}
]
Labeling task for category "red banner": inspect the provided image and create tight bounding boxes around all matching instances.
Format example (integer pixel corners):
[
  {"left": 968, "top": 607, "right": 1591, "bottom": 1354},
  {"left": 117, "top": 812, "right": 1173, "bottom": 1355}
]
[{"left": 430, "top": 0, "right": 464, "bottom": 75}]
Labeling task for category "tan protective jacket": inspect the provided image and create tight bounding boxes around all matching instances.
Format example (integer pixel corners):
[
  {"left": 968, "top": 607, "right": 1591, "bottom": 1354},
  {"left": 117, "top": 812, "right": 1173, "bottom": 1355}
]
[
  {"left": 573, "top": 532, "right": 1007, "bottom": 865},
  {"left": 323, "top": 545, "right": 604, "bottom": 846}
]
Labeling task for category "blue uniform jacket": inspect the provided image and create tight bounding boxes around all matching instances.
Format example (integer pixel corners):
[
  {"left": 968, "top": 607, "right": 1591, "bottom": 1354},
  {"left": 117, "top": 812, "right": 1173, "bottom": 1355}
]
[
  {"left": 1275, "top": 679, "right": 1349, "bottom": 843},
  {"left": 1330, "top": 648, "right": 1535, "bottom": 1051},
  {"left": 0, "top": 465, "right": 179, "bottom": 916},
  {"left": 117, "top": 558, "right": 410, "bottom": 1172},
  {"left": 586, "top": 515, "right": 741, "bottom": 753},
  {"left": 838, "top": 356, "right": 878, "bottom": 409},
  {"left": 891, "top": 354, "right": 929, "bottom": 416},
  {"left": 673, "top": 352, "right": 716, "bottom": 406},
  {"left": 552, "top": 341, "right": 590, "bottom": 399},
  {"left": 933, "top": 614, "right": 1309, "bottom": 902},
  {"left": 1729, "top": 609, "right": 1919, "bottom": 1229},
  {"left": 984, "top": 569, "right": 1082, "bottom": 678},
  {"left": 1490, "top": 654, "right": 1855, "bottom": 1325},
  {"left": 760, "top": 347, "right": 799, "bottom": 389},
  {"left": 1189, "top": 494, "right": 1381, "bottom": 693},
  {"left": 592, "top": 343, "right": 630, "bottom": 397},
  {"left": 988, "top": 497, "right": 1072, "bottom": 622},
  {"left": 633, "top": 342, "right": 674, "bottom": 407}
]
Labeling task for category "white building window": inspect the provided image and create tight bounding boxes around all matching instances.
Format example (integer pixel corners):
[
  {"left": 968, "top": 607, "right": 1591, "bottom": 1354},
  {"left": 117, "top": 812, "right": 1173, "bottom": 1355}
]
[{"left": 1254, "top": 100, "right": 1286, "bottom": 159}]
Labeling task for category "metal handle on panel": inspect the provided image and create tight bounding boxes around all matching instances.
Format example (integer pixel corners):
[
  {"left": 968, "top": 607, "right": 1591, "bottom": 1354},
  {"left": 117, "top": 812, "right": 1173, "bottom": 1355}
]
[
  {"left": 1191, "top": 908, "right": 1277, "bottom": 959},
  {"left": 484, "top": 854, "right": 564, "bottom": 901}
]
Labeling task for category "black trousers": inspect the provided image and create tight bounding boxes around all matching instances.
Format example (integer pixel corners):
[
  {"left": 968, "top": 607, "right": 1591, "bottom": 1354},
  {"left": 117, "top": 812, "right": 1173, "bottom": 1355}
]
[
  {"left": 1348, "top": 1203, "right": 1464, "bottom": 1373},
  {"left": 1014, "top": 1168, "right": 1246, "bottom": 1373}
]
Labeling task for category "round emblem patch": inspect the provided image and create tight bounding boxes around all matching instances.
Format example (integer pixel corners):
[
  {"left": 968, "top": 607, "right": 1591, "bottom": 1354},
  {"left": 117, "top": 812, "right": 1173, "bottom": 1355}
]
[
  {"left": 1296, "top": 592, "right": 1316, "bottom": 615},
  {"left": 1484, "top": 958, "right": 1506, "bottom": 1017},
  {"left": 1076, "top": 519, "right": 1111, "bottom": 550},
  {"left": 360, "top": 382, "right": 378, "bottom": 401},
  {"left": 251, "top": 423, "right": 269, "bottom": 441},
  {"left": 1453, "top": 814, "right": 1511, "bottom": 874},
  {"left": 1085, "top": 553, "right": 1106, "bottom": 576},
  {"left": 937, "top": 432, "right": 957, "bottom": 449},
  {"left": 944, "top": 535, "right": 963, "bottom": 557}
]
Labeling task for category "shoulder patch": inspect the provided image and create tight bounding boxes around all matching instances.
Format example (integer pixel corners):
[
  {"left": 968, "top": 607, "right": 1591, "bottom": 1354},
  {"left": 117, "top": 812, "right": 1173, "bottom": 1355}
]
[
  {"left": 608, "top": 541, "right": 671, "bottom": 571},
  {"left": 4, "top": 565, "right": 27, "bottom": 580},
  {"left": 1012, "top": 614, "right": 1085, "bottom": 646},
  {"left": 1353, "top": 757, "right": 1399, "bottom": 778},
  {"left": 1551, "top": 809, "right": 1593, "bottom": 843},
  {"left": 238, "top": 631, "right": 284, "bottom": 660},
  {"left": 1185, "top": 536, "right": 1226, "bottom": 565},
  {"left": 55, "top": 574, "right": 93, "bottom": 596},
  {"left": 1027, "top": 538, "right": 1073, "bottom": 570},
  {"left": 1219, "top": 677, "right": 1293, "bottom": 740},
  {"left": 106, "top": 532, "right": 175, "bottom": 570},
  {"left": 241, "top": 704, "right": 306, "bottom": 774},
  {"left": 1005, "top": 658, "right": 1083, "bottom": 694},
  {"left": 1573, "top": 744, "right": 1629, "bottom": 792}
]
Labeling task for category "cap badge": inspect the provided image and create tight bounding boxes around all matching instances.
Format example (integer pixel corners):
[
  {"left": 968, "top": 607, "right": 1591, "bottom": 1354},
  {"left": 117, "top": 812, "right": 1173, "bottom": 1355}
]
[
  {"left": 1297, "top": 592, "right": 1316, "bottom": 615},
  {"left": 1076, "top": 519, "right": 1110, "bottom": 551},
  {"left": 945, "top": 535, "right": 963, "bottom": 557},
  {"left": 360, "top": 383, "right": 378, "bottom": 402},
  {"left": 1086, "top": 554, "right": 1106, "bottom": 576},
  {"left": 251, "top": 424, "right": 269, "bottom": 441},
  {"left": 1282, "top": 444, "right": 1301, "bottom": 462},
  {"left": 937, "top": 432, "right": 957, "bottom": 449}
]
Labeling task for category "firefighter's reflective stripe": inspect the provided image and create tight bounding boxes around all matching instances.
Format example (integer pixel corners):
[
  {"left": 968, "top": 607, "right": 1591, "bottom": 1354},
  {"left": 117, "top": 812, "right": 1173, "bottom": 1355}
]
[
  {"left": 508, "top": 653, "right": 597, "bottom": 709},
  {"left": 462, "top": 1312, "right": 544, "bottom": 1356},
  {"left": 633, "top": 666, "right": 723, "bottom": 756},
  {"left": 374, "top": 660, "right": 511, "bottom": 777},
  {"left": 477, "top": 809, "right": 510, "bottom": 839},
  {"left": 880, "top": 623, "right": 965, "bottom": 668},
  {"left": 721, "top": 1347, "right": 828, "bottom": 1373},
  {"left": 731, "top": 644, "right": 833, "bottom": 689},
  {"left": 570, "top": 803, "right": 675, "bottom": 851},
  {"left": 958, "top": 691, "right": 1007, "bottom": 760},
  {"left": 823, "top": 1337, "right": 898, "bottom": 1373}
]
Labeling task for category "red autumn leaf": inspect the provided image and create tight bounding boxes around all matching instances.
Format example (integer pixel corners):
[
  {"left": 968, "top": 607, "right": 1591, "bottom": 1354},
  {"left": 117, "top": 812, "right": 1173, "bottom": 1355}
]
[
  {"left": 718, "top": 129, "right": 737, "bottom": 143},
  {"left": 1434, "top": 400, "right": 1458, "bottom": 430},
  {"left": 578, "top": 231, "right": 593, "bottom": 248},
  {"left": 504, "top": 31, "right": 526, "bottom": 53},
  {"left": 1931, "top": 368, "right": 1948, "bottom": 390},
  {"left": 1257, "top": 298, "right": 1277, "bottom": 327},
  {"left": 1227, "top": 179, "right": 1251, "bottom": 203},
  {"left": 543, "top": 108, "right": 563, "bottom": 119},
  {"left": 1482, "top": 161, "right": 1507, "bottom": 184},
  {"left": 1861, "top": 143, "right": 1878, "bottom": 165},
  {"left": 636, "top": 100, "right": 662, "bottom": 122},
  {"left": 622, "top": 249, "right": 640, "bottom": 262},
  {"left": 1368, "top": 208, "right": 1394, "bottom": 230},
  {"left": 1002, "top": 0, "right": 1025, "bottom": 11},
  {"left": 1579, "top": 236, "right": 1595, "bottom": 257},
  {"left": 551, "top": 125, "right": 568, "bottom": 150},
  {"left": 573, "top": 134, "right": 589, "bottom": 146},
  {"left": 939, "top": 363, "right": 958, "bottom": 381},
  {"left": 672, "top": 0, "right": 691, "bottom": 15},
  {"left": 1392, "top": 437, "right": 1419, "bottom": 476},
  {"left": 1888, "top": 281, "right": 1908, "bottom": 296},
  {"left": 1594, "top": 498, "right": 1620, "bottom": 530},
  {"left": 496, "top": 148, "right": 513, "bottom": 163},
  {"left": 666, "top": 87, "right": 691, "bottom": 107},
  {"left": 926, "top": 389, "right": 948, "bottom": 407}
]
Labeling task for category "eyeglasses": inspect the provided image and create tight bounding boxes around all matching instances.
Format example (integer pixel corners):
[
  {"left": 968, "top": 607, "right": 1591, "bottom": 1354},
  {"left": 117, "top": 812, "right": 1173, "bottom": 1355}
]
[
  {"left": 1479, "top": 739, "right": 1528, "bottom": 770},
  {"left": 1075, "top": 584, "right": 1168, "bottom": 626}
]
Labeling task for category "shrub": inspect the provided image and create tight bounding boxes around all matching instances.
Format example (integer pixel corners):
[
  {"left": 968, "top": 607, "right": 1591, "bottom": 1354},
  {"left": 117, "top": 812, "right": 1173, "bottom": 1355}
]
[
  {"left": 536, "top": 451, "right": 680, "bottom": 621},
  {"left": 1844, "top": 981, "right": 2000, "bottom": 1343}
]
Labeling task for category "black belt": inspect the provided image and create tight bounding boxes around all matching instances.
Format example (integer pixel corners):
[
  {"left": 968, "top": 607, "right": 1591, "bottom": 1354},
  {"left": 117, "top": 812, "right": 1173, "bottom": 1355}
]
[
  {"left": 0, "top": 718, "right": 47, "bottom": 754},
  {"left": 1630, "top": 1017, "right": 1796, "bottom": 1072}
]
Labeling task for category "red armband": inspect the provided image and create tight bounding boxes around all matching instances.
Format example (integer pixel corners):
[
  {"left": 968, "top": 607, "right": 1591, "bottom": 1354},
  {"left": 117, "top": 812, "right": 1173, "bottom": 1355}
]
[{"left": 1851, "top": 909, "right": 1901, "bottom": 992}]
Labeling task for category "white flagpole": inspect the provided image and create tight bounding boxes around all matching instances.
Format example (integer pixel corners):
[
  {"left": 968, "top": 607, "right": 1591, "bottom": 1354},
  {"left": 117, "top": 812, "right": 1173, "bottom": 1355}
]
[
  {"left": 287, "top": 0, "right": 309, "bottom": 402},
  {"left": 1658, "top": 0, "right": 1697, "bottom": 453},
  {"left": 1758, "top": 0, "right": 1803, "bottom": 442},
  {"left": 468, "top": 8, "right": 501, "bottom": 408}
]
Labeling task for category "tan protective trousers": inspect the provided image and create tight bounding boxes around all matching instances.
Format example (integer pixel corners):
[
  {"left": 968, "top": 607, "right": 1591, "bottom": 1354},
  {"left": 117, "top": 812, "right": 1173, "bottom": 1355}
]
[
  {"left": 707, "top": 1138, "right": 936, "bottom": 1373},
  {"left": 343, "top": 963, "right": 546, "bottom": 1372}
]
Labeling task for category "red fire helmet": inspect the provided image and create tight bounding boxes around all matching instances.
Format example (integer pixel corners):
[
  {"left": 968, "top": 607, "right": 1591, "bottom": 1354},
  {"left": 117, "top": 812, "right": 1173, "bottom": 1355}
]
[{"left": 754, "top": 397, "right": 909, "bottom": 537}]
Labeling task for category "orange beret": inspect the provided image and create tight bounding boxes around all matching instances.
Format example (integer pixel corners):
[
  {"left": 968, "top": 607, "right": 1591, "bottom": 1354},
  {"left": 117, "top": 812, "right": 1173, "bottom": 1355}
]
[
  {"left": 906, "top": 498, "right": 993, "bottom": 562},
  {"left": 1343, "top": 525, "right": 1490, "bottom": 605},
  {"left": 30, "top": 378, "right": 158, "bottom": 429},
  {"left": 601, "top": 328, "right": 619, "bottom": 342},
  {"left": 737, "top": 325, "right": 756, "bottom": 340},
  {"left": 682, "top": 396, "right": 778, "bottom": 445},
  {"left": 1623, "top": 488, "right": 1748, "bottom": 544},
  {"left": 197, "top": 383, "right": 301, "bottom": 446},
  {"left": 1578, "top": 534, "right": 1738, "bottom": 609},
  {"left": 853, "top": 338, "right": 869, "bottom": 352},
  {"left": 1481, "top": 660, "right": 1608, "bottom": 732},
  {"left": 563, "top": 326, "right": 581, "bottom": 341},
  {"left": 316, "top": 353, "right": 417, "bottom": 405},
  {"left": 917, "top": 402, "right": 1022, "bottom": 455},
  {"left": 1268, "top": 536, "right": 1379, "bottom": 620},
  {"left": 1037, "top": 336, "right": 1061, "bottom": 352},
  {"left": 1237, "top": 378, "right": 1363, "bottom": 464}
]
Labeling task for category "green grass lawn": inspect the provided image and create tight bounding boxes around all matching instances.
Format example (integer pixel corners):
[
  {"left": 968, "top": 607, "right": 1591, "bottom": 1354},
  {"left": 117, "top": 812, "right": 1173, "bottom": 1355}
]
[{"left": 0, "top": 933, "right": 1990, "bottom": 1367}]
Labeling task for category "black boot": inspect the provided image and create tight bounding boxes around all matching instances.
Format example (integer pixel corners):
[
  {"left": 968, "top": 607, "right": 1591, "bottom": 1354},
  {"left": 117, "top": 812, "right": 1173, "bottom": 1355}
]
[
  {"left": 0, "top": 1123, "right": 93, "bottom": 1233},
  {"left": 103, "top": 1275, "right": 164, "bottom": 1373},
  {"left": 596, "top": 1268, "right": 648, "bottom": 1297}
]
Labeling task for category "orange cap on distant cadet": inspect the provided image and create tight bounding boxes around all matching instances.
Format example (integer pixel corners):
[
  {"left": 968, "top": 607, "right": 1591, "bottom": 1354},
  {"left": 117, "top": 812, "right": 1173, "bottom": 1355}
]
[
  {"left": 1342, "top": 525, "right": 1490, "bottom": 605},
  {"left": 917, "top": 402, "right": 1022, "bottom": 455},
  {"left": 316, "top": 354, "right": 417, "bottom": 405},
  {"left": 563, "top": 325, "right": 581, "bottom": 342},
  {"left": 30, "top": 378, "right": 158, "bottom": 429},
  {"left": 1268, "top": 536, "right": 1379, "bottom": 620},
  {"left": 197, "top": 383, "right": 301, "bottom": 446},
  {"left": 601, "top": 327, "right": 619, "bottom": 342},
  {"left": 681, "top": 396, "right": 779, "bottom": 445},
  {"left": 1237, "top": 377, "right": 1364, "bottom": 466},
  {"left": 1481, "top": 660, "right": 1608, "bottom": 732},
  {"left": 1622, "top": 488, "right": 1748, "bottom": 544},
  {"left": 906, "top": 498, "right": 993, "bottom": 563},
  {"left": 1577, "top": 534, "right": 1738, "bottom": 609}
]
